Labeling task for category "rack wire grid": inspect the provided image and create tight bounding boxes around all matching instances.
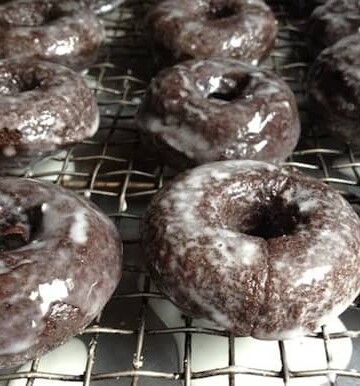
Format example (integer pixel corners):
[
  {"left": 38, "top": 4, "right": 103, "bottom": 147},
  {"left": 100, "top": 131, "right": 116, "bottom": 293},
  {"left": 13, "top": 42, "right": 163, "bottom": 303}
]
[{"left": 2, "top": 1, "right": 360, "bottom": 385}]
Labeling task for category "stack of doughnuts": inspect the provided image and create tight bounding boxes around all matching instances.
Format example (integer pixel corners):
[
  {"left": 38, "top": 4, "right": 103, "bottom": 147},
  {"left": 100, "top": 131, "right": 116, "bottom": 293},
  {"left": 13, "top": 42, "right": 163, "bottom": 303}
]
[
  {"left": 137, "top": 0, "right": 301, "bottom": 168},
  {"left": 0, "top": 0, "right": 123, "bottom": 169},
  {"left": 0, "top": 1, "right": 125, "bottom": 370},
  {"left": 139, "top": 0, "right": 360, "bottom": 342},
  {"left": 2, "top": 0, "right": 360, "bottom": 376}
]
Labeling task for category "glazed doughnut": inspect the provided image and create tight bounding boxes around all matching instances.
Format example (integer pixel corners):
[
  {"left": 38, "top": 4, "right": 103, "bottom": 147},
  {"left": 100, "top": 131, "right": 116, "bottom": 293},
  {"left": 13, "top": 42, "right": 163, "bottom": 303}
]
[
  {"left": 0, "top": 59, "right": 99, "bottom": 169},
  {"left": 308, "top": 33, "right": 360, "bottom": 146},
  {"left": 136, "top": 59, "right": 300, "bottom": 169},
  {"left": 307, "top": 0, "right": 360, "bottom": 56},
  {"left": 0, "top": 0, "right": 105, "bottom": 71},
  {"left": 0, "top": 177, "right": 122, "bottom": 368},
  {"left": 142, "top": 160, "right": 360, "bottom": 339},
  {"left": 146, "top": 0, "right": 277, "bottom": 64}
]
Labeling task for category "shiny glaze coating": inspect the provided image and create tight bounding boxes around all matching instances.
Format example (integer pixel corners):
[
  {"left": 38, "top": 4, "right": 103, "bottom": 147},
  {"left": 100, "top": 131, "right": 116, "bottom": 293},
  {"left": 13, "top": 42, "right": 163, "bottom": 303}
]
[
  {"left": 81, "top": 0, "right": 124, "bottom": 15},
  {"left": 143, "top": 160, "right": 360, "bottom": 339},
  {"left": 307, "top": 0, "right": 360, "bottom": 56},
  {"left": 56, "top": 0, "right": 124, "bottom": 15},
  {"left": 136, "top": 59, "right": 300, "bottom": 169},
  {"left": 146, "top": 0, "right": 277, "bottom": 65},
  {"left": 0, "top": 178, "right": 122, "bottom": 368},
  {"left": 0, "top": 0, "right": 105, "bottom": 71},
  {"left": 0, "top": 59, "right": 99, "bottom": 169},
  {"left": 308, "top": 34, "right": 360, "bottom": 146}
]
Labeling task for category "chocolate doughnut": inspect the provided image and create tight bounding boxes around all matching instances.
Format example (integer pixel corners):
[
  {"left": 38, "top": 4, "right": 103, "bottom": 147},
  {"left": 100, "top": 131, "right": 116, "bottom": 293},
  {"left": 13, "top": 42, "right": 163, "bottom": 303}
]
[
  {"left": 0, "top": 177, "right": 122, "bottom": 368},
  {"left": 0, "top": 0, "right": 105, "bottom": 71},
  {"left": 136, "top": 59, "right": 300, "bottom": 169},
  {"left": 0, "top": 59, "right": 99, "bottom": 169},
  {"left": 142, "top": 160, "right": 360, "bottom": 339},
  {"left": 308, "top": 33, "right": 360, "bottom": 146},
  {"left": 307, "top": 0, "right": 360, "bottom": 56},
  {"left": 146, "top": 0, "right": 277, "bottom": 65}
]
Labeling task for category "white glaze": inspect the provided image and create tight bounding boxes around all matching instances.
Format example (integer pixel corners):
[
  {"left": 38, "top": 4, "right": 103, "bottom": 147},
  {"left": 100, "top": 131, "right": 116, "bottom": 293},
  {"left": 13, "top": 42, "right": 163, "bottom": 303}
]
[
  {"left": 88, "top": 0, "right": 124, "bottom": 14},
  {"left": 0, "top": 0, "right": 105, "bottom": 72},
  {"left": 138, "top": 59, "right": 300, "bottom": 165},
  {"left": 147, "top": 0, "right": 277, "bottom": 63},
  {"left": 69, "top": 210, "right": 88, "bottom": 244},
  {"left": 145, "top": 116, "right": 211, "bottom": 160},
  {"left": 0, "top": 59, "right": 100, "bottom": 168},
  {"left": 0, "top": 178, "right": 122, "bottom": 367}
]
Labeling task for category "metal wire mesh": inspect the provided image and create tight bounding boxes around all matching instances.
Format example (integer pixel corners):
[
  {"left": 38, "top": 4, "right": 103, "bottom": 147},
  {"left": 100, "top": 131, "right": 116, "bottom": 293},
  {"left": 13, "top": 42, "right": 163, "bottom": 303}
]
[{"left": 2, "top": 1, "right": 360, "bottom": 385}]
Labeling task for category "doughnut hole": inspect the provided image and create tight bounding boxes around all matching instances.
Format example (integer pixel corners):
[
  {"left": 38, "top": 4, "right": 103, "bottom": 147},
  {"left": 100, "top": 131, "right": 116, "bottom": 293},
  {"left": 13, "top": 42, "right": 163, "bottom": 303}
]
[
  {"left": 245, "top": 197, "right": 309, "bottom": 240},
  {"left": 222, "top": 196, "right": 309, "bottom": 240},
  {"left": 0, "top": 71, "right": 44, "bottom": 96},
  {"left": 207, "top": 73, "right": 251, "bottom": 102},
  {"left": 45, "top": 7, "right": 69, "bottom": 24},
  {"left": 0, "top": 205, "right": 43, "bottom": 251},
  {"left": 206, "top": 0, "right": 238, "bottom": 20}
]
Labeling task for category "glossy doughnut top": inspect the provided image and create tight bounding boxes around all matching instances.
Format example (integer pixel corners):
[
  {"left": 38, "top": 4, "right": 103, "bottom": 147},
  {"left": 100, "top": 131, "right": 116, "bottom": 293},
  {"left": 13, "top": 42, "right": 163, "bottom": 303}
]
[
  {"left": 137, "top": 59, "right": 300, "bottom": 169},
  {"left": 308, "top": 0, "right": 360, "bottom": 56},
  {"left": 0, "top": 0, "right": 105, "bottom": 71},
  {"left": 146, "top": 0, "right": 277, "bottom": 64},
  {"left": 143, "top": 160, "right": 360, "bottom": 339},
  {"left": 0, "top": 59, "right": 99, "bottom": 164},
  {"left": 0, "top": 178, "right": 122, "bottom": 368}
]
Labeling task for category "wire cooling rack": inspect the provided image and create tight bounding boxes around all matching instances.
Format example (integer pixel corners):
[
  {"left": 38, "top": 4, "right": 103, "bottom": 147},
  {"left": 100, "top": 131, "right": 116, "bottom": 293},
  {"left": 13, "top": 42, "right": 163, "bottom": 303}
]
[{"left": 2, "top": 1, "right": 360, "bottom": 385}]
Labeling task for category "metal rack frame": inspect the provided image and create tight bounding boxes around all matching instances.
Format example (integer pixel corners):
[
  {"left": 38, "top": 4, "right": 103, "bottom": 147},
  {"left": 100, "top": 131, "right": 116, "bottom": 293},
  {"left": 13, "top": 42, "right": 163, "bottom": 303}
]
[{"left": 2, "top": 1, "right": 360, "bottom": 385}]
